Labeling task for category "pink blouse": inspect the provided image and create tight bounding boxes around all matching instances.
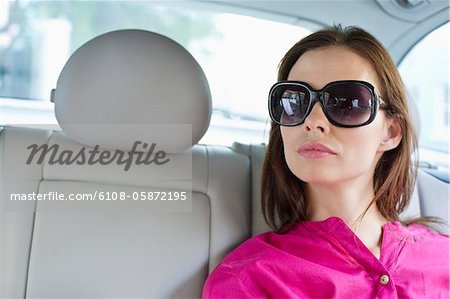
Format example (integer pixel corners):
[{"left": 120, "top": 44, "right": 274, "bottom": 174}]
[{"left": 203, "top": 217, "right": 450, "bottom": 298}]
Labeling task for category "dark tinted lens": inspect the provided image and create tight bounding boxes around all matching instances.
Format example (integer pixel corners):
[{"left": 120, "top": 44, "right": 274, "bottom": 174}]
[
  {"left": 323, "top": 83, "right": 373, "bottom": 125},
  {"left": 270, "top": 84, "right": 310, "bottom": 125}
]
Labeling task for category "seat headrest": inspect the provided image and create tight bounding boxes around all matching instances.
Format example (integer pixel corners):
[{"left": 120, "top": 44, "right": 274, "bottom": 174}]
[{"left": 53, "top": 29, "right": 211, "bottom": 152}]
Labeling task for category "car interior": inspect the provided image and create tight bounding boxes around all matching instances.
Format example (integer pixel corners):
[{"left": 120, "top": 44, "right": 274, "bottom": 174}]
[{"left": 0, "top": 0, "right": 449, "bottom": 298}]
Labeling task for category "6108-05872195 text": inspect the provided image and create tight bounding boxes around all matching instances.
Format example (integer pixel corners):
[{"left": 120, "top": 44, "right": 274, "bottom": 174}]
[{"left": 10, "top": 191, "right": 188, "bottom": 201}]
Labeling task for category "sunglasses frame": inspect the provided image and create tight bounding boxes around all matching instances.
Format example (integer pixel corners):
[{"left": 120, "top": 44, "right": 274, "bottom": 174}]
[{"left": 268, "top": 80, "right": 388, "bottom": 128}]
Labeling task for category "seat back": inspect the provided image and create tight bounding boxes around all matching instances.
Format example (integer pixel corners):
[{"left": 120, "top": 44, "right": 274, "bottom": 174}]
[{"left": 0, "top": 30, "right": 251, "bottom": 298}]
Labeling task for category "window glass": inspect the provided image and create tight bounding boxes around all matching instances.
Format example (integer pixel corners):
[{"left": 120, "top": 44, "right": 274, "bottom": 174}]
[
  {"left": 399, "top": 23, "right": 449, "bottom": 167},
  {"left": 0, "top": 1, "right": 311, "bottom": 145}
]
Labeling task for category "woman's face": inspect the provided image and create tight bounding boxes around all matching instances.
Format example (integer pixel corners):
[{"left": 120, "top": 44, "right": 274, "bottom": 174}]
[{"left": 281, "top": 46, "right": 399, "bottom": 186}]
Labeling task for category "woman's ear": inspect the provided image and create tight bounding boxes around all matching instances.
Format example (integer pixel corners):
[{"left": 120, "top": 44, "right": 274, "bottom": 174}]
[{"left": 378, "top": 117, "right": 402, "bottom": 152}]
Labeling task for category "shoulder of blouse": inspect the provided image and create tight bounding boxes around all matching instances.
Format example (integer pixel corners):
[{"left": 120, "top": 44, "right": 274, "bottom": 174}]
[{"left": 401, "top": 222, "right": 450, "bottom": 241}]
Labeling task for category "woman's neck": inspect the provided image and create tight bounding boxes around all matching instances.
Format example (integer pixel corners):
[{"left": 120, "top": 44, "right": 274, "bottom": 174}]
[{"left": 305, "top": 178, "right": 388, "bottom": 260}]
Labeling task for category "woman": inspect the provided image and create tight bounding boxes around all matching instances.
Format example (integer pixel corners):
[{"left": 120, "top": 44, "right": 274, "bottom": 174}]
[{"left": 202, "top": 25, "right": 449, "bottom": 298}]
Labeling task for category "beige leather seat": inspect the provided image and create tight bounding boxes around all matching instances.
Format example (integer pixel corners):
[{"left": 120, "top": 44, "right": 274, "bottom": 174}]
[{"left": 0, "top": 30, "right": 251, "bottom": 298}]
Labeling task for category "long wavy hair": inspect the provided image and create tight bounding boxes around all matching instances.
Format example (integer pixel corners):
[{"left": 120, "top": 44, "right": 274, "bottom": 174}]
[{"left": 261, "top": 25, "right": 443, "bottom": 233}]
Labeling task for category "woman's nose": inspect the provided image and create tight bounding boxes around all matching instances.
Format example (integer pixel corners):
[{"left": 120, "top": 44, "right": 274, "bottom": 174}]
[{"left": 303, "top": 102, "right": 331, "bottom": 133}]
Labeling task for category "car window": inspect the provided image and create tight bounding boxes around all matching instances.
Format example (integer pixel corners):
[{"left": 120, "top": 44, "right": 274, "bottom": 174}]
[
  {"left": 0, "top": 1, "right": 311, "bottom": 145},
  {"left": 399, "top": 22, "right": 449, "bottom": 169}
]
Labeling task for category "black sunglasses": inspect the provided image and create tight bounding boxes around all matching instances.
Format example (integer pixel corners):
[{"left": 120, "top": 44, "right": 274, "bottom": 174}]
[{"left": 268, "top": 80, "right": 390, "bottom": 128}]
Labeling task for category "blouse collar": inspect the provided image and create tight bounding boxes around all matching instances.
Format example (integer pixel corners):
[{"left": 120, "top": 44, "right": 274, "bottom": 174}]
[{"left": 293, "top": 216, "right": 405, "bottom": 235}]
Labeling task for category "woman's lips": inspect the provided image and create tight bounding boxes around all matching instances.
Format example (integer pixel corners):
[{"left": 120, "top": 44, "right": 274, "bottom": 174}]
[{"left": 297, "top": 143, "right": 337, "bottom": 159}]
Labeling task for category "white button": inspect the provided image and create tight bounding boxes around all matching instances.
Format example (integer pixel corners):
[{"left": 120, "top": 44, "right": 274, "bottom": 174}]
[{"left": 379, "top": 274, "right": 389, "bottom": 285}]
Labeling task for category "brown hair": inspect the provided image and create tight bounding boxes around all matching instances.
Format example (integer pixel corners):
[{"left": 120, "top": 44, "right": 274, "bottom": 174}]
[{"left": 261, "top": 25, "right": 444, "bottom": 233}]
